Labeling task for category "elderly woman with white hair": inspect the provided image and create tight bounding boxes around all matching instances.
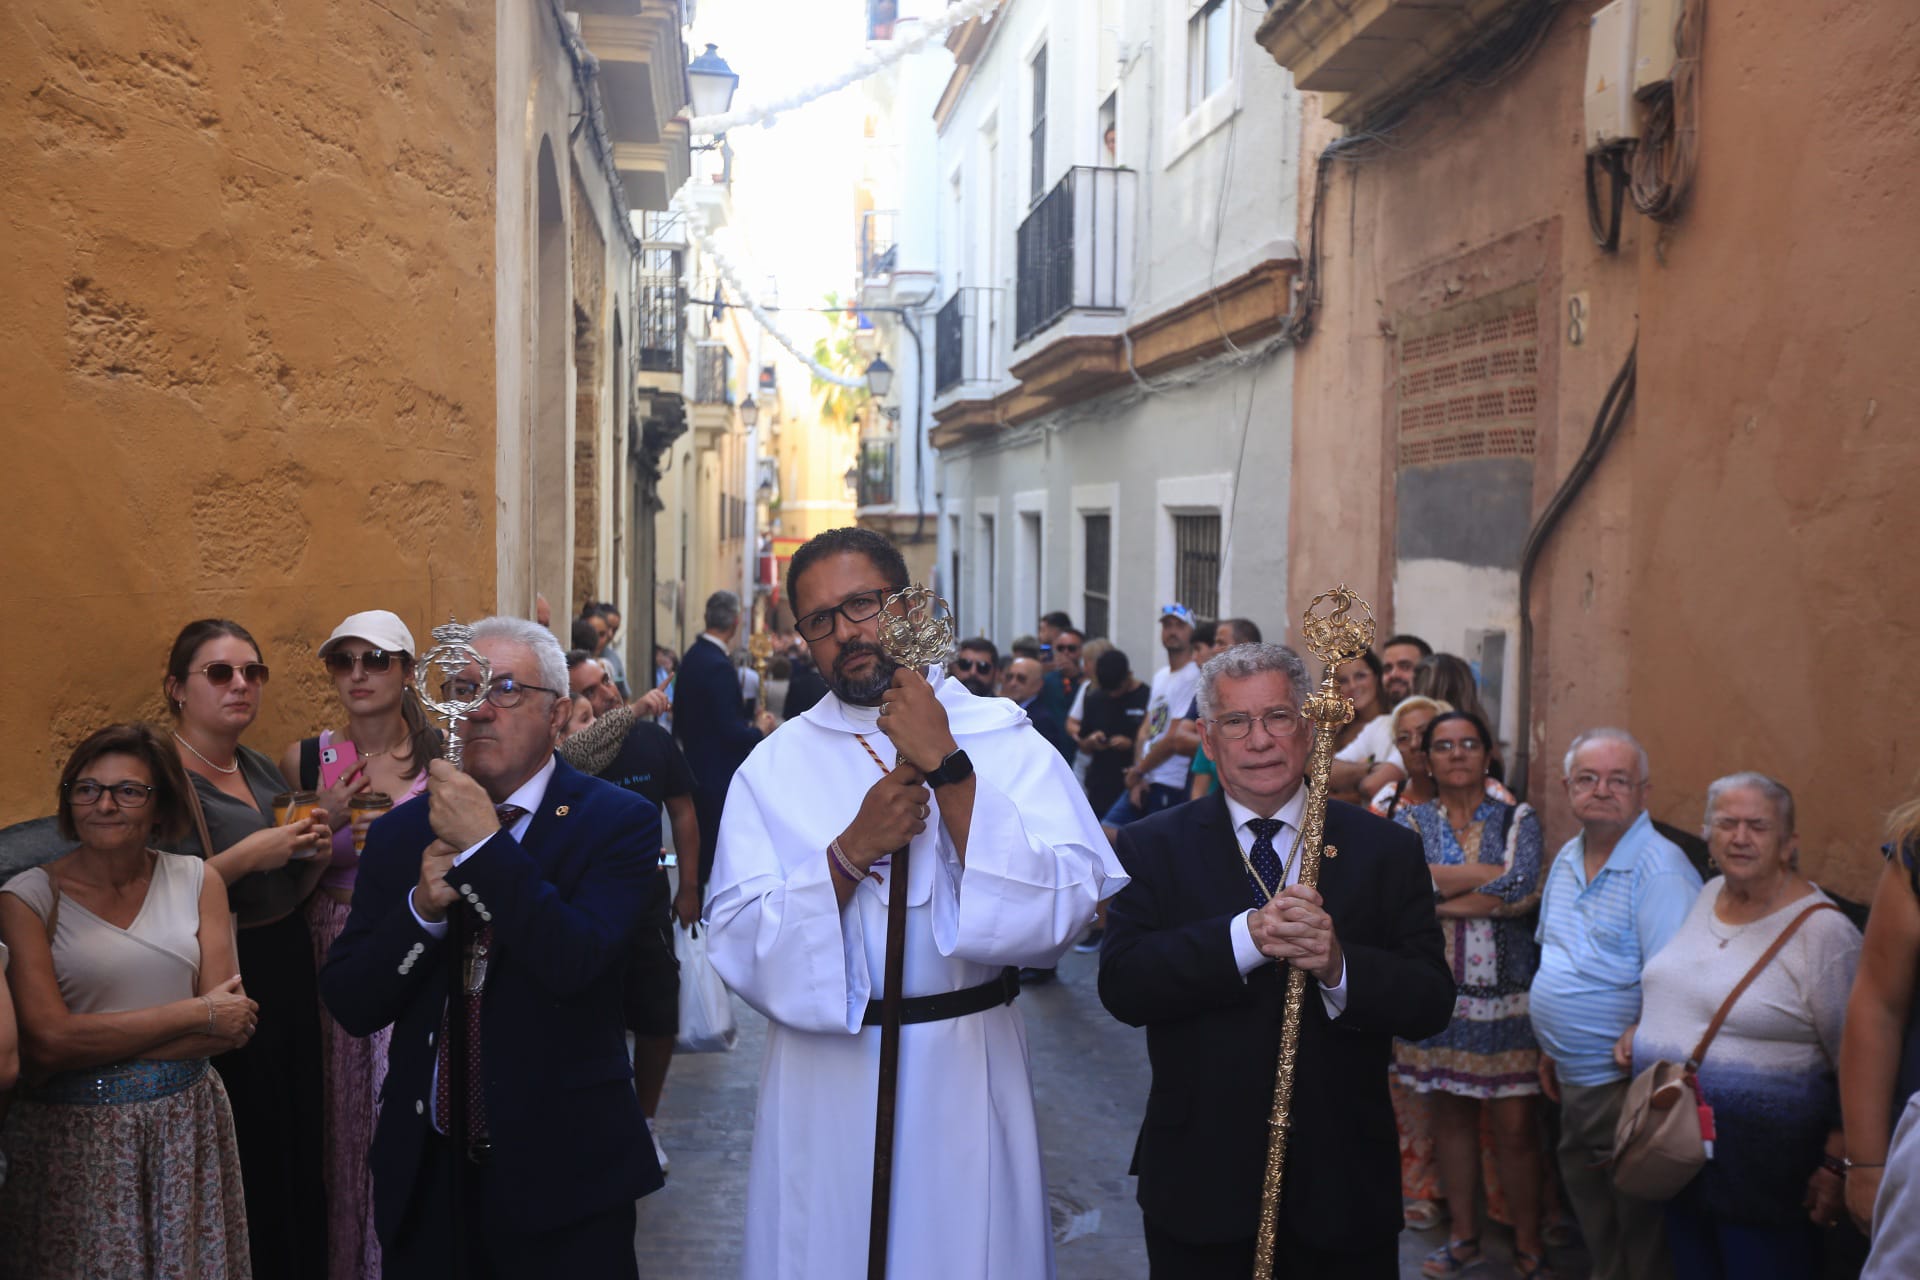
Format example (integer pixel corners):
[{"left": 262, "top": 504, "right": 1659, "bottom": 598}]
[{"left": 1625, "top": 772, "right": 1863, "bottom": 1280}]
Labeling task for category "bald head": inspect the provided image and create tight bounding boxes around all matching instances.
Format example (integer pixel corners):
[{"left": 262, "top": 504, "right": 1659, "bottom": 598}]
[{"left": 1002, "top": 657, "right": 1044, "bottom": 704}]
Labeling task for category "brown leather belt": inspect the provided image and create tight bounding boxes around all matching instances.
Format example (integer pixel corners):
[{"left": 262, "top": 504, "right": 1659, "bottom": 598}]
[{"left": 861, "top": 966, "right": 1020, "bottom": 1027}]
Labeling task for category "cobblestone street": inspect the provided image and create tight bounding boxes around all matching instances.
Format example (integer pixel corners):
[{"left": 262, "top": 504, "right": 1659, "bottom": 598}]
[{"left": 632, "top": 945, "right": 1588, "bottom": 1279}]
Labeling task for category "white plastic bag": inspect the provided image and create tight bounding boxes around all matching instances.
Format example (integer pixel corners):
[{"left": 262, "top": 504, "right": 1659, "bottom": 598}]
[{"left": 674, "top": 921, "right": 737, "bottom": 1053}]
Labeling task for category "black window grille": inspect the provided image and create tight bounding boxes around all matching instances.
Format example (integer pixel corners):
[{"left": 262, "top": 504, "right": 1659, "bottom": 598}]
[
  {"left": 1083, "top": 513, "right": 1111, "bottom": 641},
  {"left": 1173, "top": 514, "right": 1221, "bottom": 620}
]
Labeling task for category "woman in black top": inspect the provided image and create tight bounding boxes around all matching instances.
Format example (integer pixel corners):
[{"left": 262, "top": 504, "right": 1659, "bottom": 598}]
[
  {"left": 1077, "top": 649, "right": 1152, "bottom": 820},
  {"left": 165, "top": 619, "right": 331, "bottom": 1280}
]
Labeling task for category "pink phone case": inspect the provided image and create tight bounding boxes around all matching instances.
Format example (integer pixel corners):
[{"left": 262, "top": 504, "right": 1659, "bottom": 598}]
[{"left": 319, "top": 739, "right": 361, "bottom": 790}]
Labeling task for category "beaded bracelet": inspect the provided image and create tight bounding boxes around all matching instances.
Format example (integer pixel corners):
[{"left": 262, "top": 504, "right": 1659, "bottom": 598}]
[{"left": 828, "top": 838, "right": 866, "bottom": 884}]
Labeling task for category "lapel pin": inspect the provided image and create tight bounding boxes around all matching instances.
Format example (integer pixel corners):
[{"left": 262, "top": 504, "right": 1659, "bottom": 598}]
[
  {"left": 555, "top": 805, "right": 570, "bottom": 817},
  {"left": 1324, "top": 843, "right": 1339, "bottom": 859}
]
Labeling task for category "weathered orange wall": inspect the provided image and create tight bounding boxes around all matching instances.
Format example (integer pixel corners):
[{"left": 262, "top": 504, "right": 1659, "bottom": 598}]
[
  {"left": 0, "top": 2, "right": 498, "bottom": 824},
  {"left": 1287, "top": 2, "right": 1920, "bottom": 896}
]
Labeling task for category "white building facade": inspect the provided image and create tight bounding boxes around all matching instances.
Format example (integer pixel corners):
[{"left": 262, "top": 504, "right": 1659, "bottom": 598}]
[{"left": 923, "top": 0, "right": 1304, "bottom": 662}]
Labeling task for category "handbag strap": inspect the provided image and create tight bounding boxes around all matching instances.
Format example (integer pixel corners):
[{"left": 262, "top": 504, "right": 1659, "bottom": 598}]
[
  {"left": 184, "top": 774, "right": 216, "bottom": 861},
  {"left": 1686, "top": 900, "right": 1839, "bottom": 1069}
]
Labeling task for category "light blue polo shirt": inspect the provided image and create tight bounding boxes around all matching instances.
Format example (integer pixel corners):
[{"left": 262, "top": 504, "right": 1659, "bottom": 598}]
[{"left": 1528, "top": 810, "right": 1702, "bottom": 1086}]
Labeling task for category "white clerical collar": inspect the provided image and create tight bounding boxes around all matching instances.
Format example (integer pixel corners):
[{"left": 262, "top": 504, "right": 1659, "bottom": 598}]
[
  {"left": 498, "top": 753, "right": 558, "bottom": 816},
  {"left": 1224, "top": 785, "right": 1308, "bottom": 836}
]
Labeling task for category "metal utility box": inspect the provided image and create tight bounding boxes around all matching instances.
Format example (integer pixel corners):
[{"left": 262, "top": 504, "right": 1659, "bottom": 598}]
[
  {"left": 1634, "top": 0, "right": 1682, "bottom": 92},
  {"left": 1584, "top": 0, "right": 1640, "bottom": 150}
]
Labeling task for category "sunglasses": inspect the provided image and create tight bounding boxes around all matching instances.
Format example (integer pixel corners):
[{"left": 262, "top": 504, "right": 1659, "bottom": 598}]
[
  {"left": 952, "top": 657, "right": 994, "bottom": 675},
  {"left": 191, "top": 662, "right": 270, "bottom": 686},
  {"left": 324, "top": 649, "right": 399, "bottom": 676}
]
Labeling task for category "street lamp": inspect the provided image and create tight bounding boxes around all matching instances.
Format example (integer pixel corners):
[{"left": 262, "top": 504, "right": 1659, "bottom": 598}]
[
  {"left": 687, "top": 44, "right": 740, "bottom": 120},
  {"left": 864, "top": 357, "right": 894, "bottom": 399},
  {"left": 740, "top": 396, "right": 759, "bottom": 428}
]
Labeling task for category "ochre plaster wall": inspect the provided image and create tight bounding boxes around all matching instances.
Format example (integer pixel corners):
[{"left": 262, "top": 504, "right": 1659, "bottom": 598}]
[
  {"left": 0, "top": 2, "right": 497, "bottom": 823},
  {"left": 1286, "top": 1, "right": 1918, "bottom": 893}
]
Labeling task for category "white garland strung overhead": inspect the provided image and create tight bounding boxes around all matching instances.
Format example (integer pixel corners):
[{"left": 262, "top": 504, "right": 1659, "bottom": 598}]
[
  {"left": 676, "top": 194, "right": 868, "bottom": 390},
  {"left": 687, "top": 0, "right": 1003, "bottom": 136}
]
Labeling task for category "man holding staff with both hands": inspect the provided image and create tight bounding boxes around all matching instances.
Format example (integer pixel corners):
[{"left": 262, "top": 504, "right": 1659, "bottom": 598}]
[
  {"left": 705, "top": 527, "right": 1123, "bottom": 1279},
  {"left": 1100, "top": 634, "right": 1455, "bottom": 1279}
]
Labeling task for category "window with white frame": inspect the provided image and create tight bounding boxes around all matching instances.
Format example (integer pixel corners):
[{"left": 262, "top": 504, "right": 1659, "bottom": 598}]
[
  {"left": 1172, "top": 513, "right": 1221, "bottom": 619},
  {"left": 1082, "top": 512, "right": 1111, "bottom": 641},
  {"left": 1018, "top": 509, "right": 1043, "bottom": 634},
  {"left": 1186, "top": 0, "right": 1232, "bottom": 113},
  {"left": 977, "top": 512, "right": 997, "bottom": 640},
  {"left": 1028, "top": 44, "right": 1048, "bottom": 204}
]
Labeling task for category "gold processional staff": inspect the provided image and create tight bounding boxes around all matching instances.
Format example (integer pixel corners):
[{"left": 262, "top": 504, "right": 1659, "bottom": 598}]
[{"left": 1252, "top": 585, "right": 1376, "bottom": 1278}]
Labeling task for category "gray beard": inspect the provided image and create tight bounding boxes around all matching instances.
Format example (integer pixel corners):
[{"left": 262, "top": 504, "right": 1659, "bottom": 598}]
[{"left": 830, "top": 642, "right": 900, "bottom": 706}]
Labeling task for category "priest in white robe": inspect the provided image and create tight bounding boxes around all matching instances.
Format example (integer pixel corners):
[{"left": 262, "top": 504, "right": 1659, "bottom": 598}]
[{"left": 705, "top": 527, "right": 1125, "bottom": 1280}]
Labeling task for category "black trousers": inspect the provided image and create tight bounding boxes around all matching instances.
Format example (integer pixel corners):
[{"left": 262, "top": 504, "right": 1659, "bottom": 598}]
[
  {"left": 383, "top": 1132, "right": 640, "bottom": 1280},
  {"left": 1143, "top": 1215, "right": 1398, "bottom": 1280}
]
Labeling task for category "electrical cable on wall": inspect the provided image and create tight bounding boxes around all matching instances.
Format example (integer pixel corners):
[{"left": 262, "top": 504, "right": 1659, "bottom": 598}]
[
  {"left": 1629, "top": 0, "right": 1703, "bottom": 221},
  {"left": 1586, "top": 147, "right": 1629, "bottom": 251}
]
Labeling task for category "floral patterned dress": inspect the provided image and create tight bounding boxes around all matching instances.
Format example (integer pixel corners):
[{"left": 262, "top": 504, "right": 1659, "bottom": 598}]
[{"left": 1392, "top": 797, "right": 1544, "bottom": 1099}]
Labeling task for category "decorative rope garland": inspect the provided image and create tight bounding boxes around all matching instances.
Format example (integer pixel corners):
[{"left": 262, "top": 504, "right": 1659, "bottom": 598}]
[{"left": 686, "top": 0, "right": 1003, "bottom": 137}]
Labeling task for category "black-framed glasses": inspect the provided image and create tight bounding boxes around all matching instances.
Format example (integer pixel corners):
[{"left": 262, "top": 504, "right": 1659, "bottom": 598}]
[
  {"left": 192, "top": 662, "right": 270, "bottom": 686},
  {"left": 1431, "top": 737, "right": 1485, "bottom": 756},
  {"left": 444, "top": 676, "right": 564, "bottom": 709},
  {"left": 952, "top": 657, "right": 993, "bottom": 675},
  {"left": 796, "top": 590, "right": 885, "bottom": 642},
  {"left": 1209, "top": 708, "right": 1304, "bottom": 740},
  {"left": 324, "top": 649, "right": 398, "bottom": 676},
  {"left": 64, "top": 780, "right": 156, "bottom": 808}
]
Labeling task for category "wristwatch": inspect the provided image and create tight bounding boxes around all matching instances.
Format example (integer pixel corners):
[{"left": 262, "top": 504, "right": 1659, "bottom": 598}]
[{"left": 924, "top": 748, "right": 974, "bottom": 789}]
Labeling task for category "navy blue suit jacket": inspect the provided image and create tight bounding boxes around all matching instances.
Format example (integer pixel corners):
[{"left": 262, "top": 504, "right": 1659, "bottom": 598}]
[
  {"left": 1099, "top": 793, "right": 1454, "bottom": 1252},
  {"left": 320, "top": 758, "right": 664, "bottom": 1243},
  {"left": 672, "top": 636, "right": 762, "bottom": 880}
]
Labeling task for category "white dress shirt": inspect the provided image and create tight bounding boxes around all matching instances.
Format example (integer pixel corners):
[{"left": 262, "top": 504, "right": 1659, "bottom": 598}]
[{"left": 1223, "top": 788, "right": 1350, "bottom": 1018}]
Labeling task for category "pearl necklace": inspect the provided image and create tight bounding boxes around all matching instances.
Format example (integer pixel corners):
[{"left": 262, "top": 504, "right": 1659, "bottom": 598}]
[{"left": 173, "top": 731, "right": 239, "bottom": 775}]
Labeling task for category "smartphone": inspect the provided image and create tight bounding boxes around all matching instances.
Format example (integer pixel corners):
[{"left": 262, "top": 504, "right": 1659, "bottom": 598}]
[{"left": 318, "top": 739, "right": 361, "bottom": 790}]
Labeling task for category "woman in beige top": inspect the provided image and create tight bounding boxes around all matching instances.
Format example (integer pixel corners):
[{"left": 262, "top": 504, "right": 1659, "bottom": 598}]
[{"left": 0, "top": 723, "right": 258, "bottom": 1279}]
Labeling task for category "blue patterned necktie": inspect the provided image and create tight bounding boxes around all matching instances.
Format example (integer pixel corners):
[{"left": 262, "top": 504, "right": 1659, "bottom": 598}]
[{"left": 1244, "top": 817, "right": 1287, "bottom": 905}]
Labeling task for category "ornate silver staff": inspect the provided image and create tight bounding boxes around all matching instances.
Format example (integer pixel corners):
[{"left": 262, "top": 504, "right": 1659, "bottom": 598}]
[
  {"left": 866, "top": 583, "right": 956, "bottom": 1280},
  {"left": 1252, "top": 585, "right": 1376, "bottom": 1277},
  {"left": 413, "top": 616, "right": 493, "bottom": 769}
]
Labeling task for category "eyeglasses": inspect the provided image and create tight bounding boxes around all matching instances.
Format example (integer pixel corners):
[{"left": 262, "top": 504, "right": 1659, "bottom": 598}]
[
  {"left": 191, "top": 662, "right": 270, "bottom": 686},
  {"left": 1430, "top": 737, "right": 1484, "bottom": 756},
  {"left": 65, "top": 780, "right": 156, "bottom": 808},
  {"left": 1209, "top": 708, "right": 1304, "bottom": 740},
  {"left": 1709, "top": 816, "right": 1777, "bottom": 836},
  {"left": 952, "top": 657, "right": 994, "bottom": 675},
  {"left": 444, "top": 676, "right": 565, "bottom": 709},
  {"left": 796, "top": 590, "right": 885, "bottom": 642},
  {"left": 1055, "top": 643, "right": 1081, "bottom": 655},
  {"left": 1571, "top": 771, "right": 1640, "bottom": 793},
  {"left": 1393, "top": 729, "right": 1429, "bottom": 749},
  {"left": 324, "top": 649, "right": 399, "bottom": 676}
]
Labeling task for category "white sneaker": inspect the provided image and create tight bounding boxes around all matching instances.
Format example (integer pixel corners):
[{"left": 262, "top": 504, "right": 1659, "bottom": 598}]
[{"left": 647, "top": 1117, "right": 669, "bottom": 1175}]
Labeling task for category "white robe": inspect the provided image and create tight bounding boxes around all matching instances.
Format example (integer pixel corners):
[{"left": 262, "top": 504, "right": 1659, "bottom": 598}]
[{"left": 706, "top": 671, "right": 1126, "bottom": 1280}]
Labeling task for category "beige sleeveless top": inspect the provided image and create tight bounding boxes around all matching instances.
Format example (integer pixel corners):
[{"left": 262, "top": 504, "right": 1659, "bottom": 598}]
[{"left": 1, "top": 853, "right": 204, "bottom": 1012}]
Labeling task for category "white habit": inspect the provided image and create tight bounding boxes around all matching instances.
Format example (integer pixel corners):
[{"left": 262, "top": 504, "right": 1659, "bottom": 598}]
[{"left": 705, "top": 670, "right": 1126, "bottom": 1280}]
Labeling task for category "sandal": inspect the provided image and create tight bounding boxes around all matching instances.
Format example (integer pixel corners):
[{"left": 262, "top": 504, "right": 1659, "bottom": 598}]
[
  {"left": 1403, "top": 1199, "right": 1446, "bottom": 1231},
  {"left": 1420, "top": 1236, "right": 1481, "bottom": 1278},
  {"left": 1514, "top": 1251, "right": 1555, "bottom": 1280}
]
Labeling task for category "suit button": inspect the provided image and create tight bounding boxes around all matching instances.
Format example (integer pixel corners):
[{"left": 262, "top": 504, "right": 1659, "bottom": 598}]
[
  {"left": 428, "top": 1031, "right": 435, "bottom": 1046},
  {"left": 415, "top": 1100, "right": 424, "bottom": 1115},
  {"left": 459, "top": 883, "right": 473, "bottom": 895}
]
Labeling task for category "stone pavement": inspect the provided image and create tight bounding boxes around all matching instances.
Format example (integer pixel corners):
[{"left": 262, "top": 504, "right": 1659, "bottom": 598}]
[{"left": 633, "top": 945, "right": 1589, "bottom": 1279}]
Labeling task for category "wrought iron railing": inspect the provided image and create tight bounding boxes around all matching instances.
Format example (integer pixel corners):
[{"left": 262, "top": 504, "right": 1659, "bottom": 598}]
[
  {"left": 693, "top": 343, "right": 732, "bottom": 405},
  {"left": 934, "top": 286, "right": 1003, "bottom": 394},
  {"left": 861, "top": 209, "right": 899, "bottom": 280},
  {"left": 636, "top": 275, "right": 684, "bottom": 374},
  {"left": 1014, "top": 166, "right": 1135, "bottom": 346},
  {"left": 857, "top": 437, "right": 896, "bottom": 508}
]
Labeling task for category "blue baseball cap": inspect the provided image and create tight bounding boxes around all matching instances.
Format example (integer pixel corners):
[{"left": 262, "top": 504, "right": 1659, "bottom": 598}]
[{"left": 1159, "top": 603, "right": 1195, "bottom": 627}]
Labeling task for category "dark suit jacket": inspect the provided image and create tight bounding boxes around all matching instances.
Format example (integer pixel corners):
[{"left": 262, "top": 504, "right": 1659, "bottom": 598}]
[
  {"left": 1099, "top": 792, "right": 1453, "bottom": 1253},
  {"left": 673, "top": 636, "right": 763, "bottom": 880},
  {"left": 320, "top": 758, "right": 664, "bottom": 1244},
  {"left": 1021, "top": 696, "right": 1075, "bottom": 762}
]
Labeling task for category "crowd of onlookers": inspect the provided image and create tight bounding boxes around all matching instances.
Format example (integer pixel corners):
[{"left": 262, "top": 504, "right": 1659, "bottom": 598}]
[
  {"left": 944, "top": 600, "right": 1919, "bottom": 1280},
  {"left": 0, "top": 590, "right": 1914, "bottom": 1280}
]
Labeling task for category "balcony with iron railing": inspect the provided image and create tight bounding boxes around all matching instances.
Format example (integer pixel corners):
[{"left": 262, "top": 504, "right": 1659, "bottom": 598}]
[
  {"left": 693, "top": 342, "right": 733, "bottom": 405},
  {"left": 1014, "top": 166, "right": 1136, "bottom": 347},
  {"left": 636, "top": 273, "right": 684, "bottom": 377},
  {"left": 860, "top": 209, "right": 899, "bottom": 282},
  {"left": 934, "top": 286, "right": 1004, "bottom": 396},
  {"left": 856, "top": 437, "right": 897, "bottom": 509}
]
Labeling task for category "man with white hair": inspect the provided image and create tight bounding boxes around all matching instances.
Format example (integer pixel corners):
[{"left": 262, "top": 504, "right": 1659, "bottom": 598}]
[
  {"left": 1529, "top": 727, "right": 1702, "bottom": 1280},
  {"left": 323, "top": 616, "right": 663, "bottom": 1277}
]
